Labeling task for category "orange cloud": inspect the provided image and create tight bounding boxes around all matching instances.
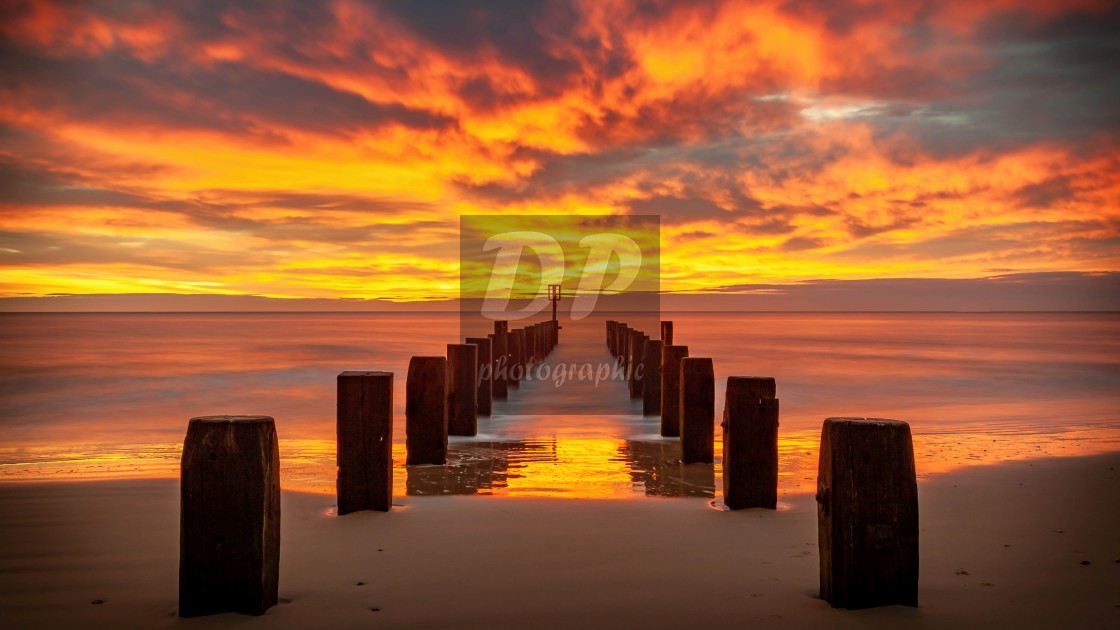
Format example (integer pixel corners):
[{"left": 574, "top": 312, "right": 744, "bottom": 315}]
[{"left": 1, "top": 0, "right": 1117, "bottom": 303}]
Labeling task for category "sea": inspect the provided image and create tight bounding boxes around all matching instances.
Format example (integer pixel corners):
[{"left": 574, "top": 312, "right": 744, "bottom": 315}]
[{"left": 1, "top": 312, "right": 1117, "bottom": 500}]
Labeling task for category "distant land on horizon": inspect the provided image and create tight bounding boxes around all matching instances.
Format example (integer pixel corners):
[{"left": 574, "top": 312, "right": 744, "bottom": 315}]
[{"left": 2, "top": 272, "right": 1117, "bottom": 313}]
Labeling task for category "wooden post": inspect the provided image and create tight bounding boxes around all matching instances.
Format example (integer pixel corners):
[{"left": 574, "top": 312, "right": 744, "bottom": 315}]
[
  {"left": 628, "top": 331, "right": 648, "bottom": 399},
  {"left": 447, "top": 344, "right": 477, "bottom": 436},
  {"left": 517, "top": 328, "right": 527, "bottom": 378},
  {"left": 620, "top": 326, "right": 631, "bottom": 374},
  {"left": 490, "top": 332, "right": 507, "bottom": 399},
  {"left": 660, "top": 345, "right": 689, "bottom": 437},
  {"left": 722, "top": 376, "right": 778, "bottom": 509},
  {"left": 337, "top": 371, "right": 393, "bottom": 514},
  {"left": 679, "top": 358, "right": 714, "bottom": 464},
  {"left": 180, "top": 416, "right": 280, "bottom": 617},
  {"left": 406, "top": 356, "right": 447, "bottom": 465},
  {"left": 465, "top": 337, "right": 492, "bottom": 416},
  {"left": 606, "top": 321, "right": 615, "bottom": 352},
  {"left": 507, "top": 331, "right": 522, "bottom": 388},
  {"left": 642, "top": 339, "right": 662, "bottom": 416},
  {"left": 817, "top": 418, "right": 918, "bottom": 609},
  {"left": 661, "top": 320, "right": 674, "bottom": 345},
  {"left": 527, "top": 325, "right": 536, "bottom": 363}
]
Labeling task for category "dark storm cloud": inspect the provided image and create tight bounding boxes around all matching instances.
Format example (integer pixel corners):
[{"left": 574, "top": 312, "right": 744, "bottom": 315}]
[
  {"left": 861, "top": 6, "right": 1120, "bottom": 159},
  {"left": 0, "top": 46, "right": 452, "bottom": 140}
]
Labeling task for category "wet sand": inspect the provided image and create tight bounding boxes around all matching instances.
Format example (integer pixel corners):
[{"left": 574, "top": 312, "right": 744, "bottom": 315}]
[{"left": 0, "top": 453, "right": 1117, "bottom": 629}]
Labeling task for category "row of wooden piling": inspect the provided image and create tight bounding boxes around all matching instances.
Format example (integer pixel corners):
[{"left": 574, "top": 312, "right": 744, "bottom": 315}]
[
  {"left": 407, "top": 319, "right": 558, "bottom": 467},
  {"left": 607, "top": 320, "right": 719, "bottom": 466},
  {"left": 605, "top": 319, "right": 918, "bottom": 609},
  {"left": 179, "top": 316, "right": 916, "bottom": 616},
  {"left": 179, "top": 319, "right": 559, "bottom": 617}
]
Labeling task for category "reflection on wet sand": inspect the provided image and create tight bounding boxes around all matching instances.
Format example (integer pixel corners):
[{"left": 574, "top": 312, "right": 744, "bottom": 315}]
[
  {"left": 621, "top": 440, "right": 714, "bottom": 498},
  {"left": 403, "top": 437, "right": 714, "bottom": 498},
  {"left": 405, "top": 440, "right": 551, "bottom": 496}
]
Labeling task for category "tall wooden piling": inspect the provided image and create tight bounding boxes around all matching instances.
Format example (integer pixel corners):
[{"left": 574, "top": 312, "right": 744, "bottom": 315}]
[
  {"left": 722, "top": 376, "right": 778, "bottom": 509},
  {"left": 620, "top": 326, "right": 632, "bottom": 373},
  {"left": 337, "top": 371, "right": 393, "bottom": 514},
  {"left": 679, "top": 358, "right": 714, "bottom": 464},
  {"left": 661, "top": 320, "right": 674, "bottom": 345},
  {"left": 817, "top": 418, "right": 918, "bottom": 609},
  {"left": 628, "top": 331, "right": 648, "bottom": 399},
  {"left": 180, "top": 415, "right": 280, "bottom": 617},
  {"left": 517, "top": 328, "right": 528, "bottom": 376},
  {"left": 406, "top": 356, "right": 447, "bottom": 465},
  {"left": 465, "top": 337, "right": 492, "bottom": 416},
  {"left": 507, "top": 331, "right": 522, "bottom": 388},
  {"left": 527, "top": 325, "right": 537, "bottom": 363},
  {"left": 642, "top": 339, "right": 662, "bottom": 416},
  {"left": 660, "top": 345, "right": 689, "bottom": 437},
  {"left": 447, "top": 344, "right": 478, "bottom": 436},
  {"left": 490, "top": 332, "right": 508, "bottom": 399},
  {"left": 606, "top": 321, "right": 616, "bottom": 352}
]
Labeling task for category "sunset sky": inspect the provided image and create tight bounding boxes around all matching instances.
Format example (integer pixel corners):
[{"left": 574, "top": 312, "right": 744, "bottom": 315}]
[{"left": 1, "top": 0, "right": 1118, "bottom": 307}]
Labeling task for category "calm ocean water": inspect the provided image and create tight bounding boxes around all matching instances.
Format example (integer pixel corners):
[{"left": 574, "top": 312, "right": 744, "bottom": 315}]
[{"left": 1, "top": 312, "right": 1117, "bottom": 499}]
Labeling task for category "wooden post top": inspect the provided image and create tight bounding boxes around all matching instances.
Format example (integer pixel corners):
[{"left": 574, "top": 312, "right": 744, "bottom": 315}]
[
  {"left": 824, "top": 417, "right": 909, "bottom": 429},
  {"left": 189, "top": 415, "right": 273, "bottom": 424},
  {"left": 338, "top": 371, "right": 392, "bottom": 378},
  {"left": 727, "top": 376, "right": 777, "bottom": 399}
]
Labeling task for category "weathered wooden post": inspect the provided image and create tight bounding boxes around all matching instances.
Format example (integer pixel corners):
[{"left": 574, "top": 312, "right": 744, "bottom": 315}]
[
  {"left": 517, "top": 328, "right": 528, "bottom": 376},
  {"left": 679, "top": 358, "right": 714, "bottom": 464},
  {"left": 660, "top": 345, "right": 689, "bottom": 437},
  {"left": 817, "top": 418, "right": 918, "bottom": 609},
  {"left": 526, "top": 325, "right": 536, "bottom": 363},
  {"left": 620, "top": 326, "right": 631, "bottom": 373},
  {"left": 465, "top": 337, "right": 492, "bottom": 416},
  {"left": 628, "top": 331, "right": 648, "bottom": 399},
  {"left": 507, "top": 331, "right": 522, "bottom": 388},
  {"left": 180, "top": 415, "right": 280, "bottom": 617},
  {"left": 722, "top": 376, "right": 778, "bottom": 509},
  {"left": 606, "top": 321, "right": 615, "bottom": 351},
  {"left": 490, "top": 332, "right": 508, "bottom": 399},
  {"left": 642, "top": 339, "right": 662, "bottom": 416},
  {"left": 337, "top": 372, "right": 393, "bottom": 514},
  {"left": 447, "top": 344, "right": 478, "bottom": 436},
  {"left": 661, "top": 320, "right": 674, "bottom": 345},
  {"left": 406, "top": 356, "right": 447, "bottom": 465}
]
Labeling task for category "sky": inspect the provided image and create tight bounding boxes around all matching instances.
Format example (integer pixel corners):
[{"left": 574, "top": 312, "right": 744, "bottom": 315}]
[{"left": 1, "top": 0, "right": 1118, "bottom": 309}]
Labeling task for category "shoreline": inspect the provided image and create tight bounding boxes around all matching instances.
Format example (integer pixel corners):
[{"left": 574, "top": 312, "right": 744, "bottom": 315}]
[{"left": 1, "top": 452, "right": 1117, "bottom": 628}]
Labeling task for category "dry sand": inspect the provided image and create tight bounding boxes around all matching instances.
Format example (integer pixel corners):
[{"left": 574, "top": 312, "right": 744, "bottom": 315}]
[{"left": 1, "top": 453, "right": 1118, "bottom": 629}]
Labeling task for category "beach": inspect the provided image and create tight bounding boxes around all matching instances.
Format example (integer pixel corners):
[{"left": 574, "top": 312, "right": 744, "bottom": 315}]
[
  {"left": 1, "top": 452, "right": 1117, "bottom": 629},
  {"left": 1, "top": 311, "right": 1118, "bottom": 627}
]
